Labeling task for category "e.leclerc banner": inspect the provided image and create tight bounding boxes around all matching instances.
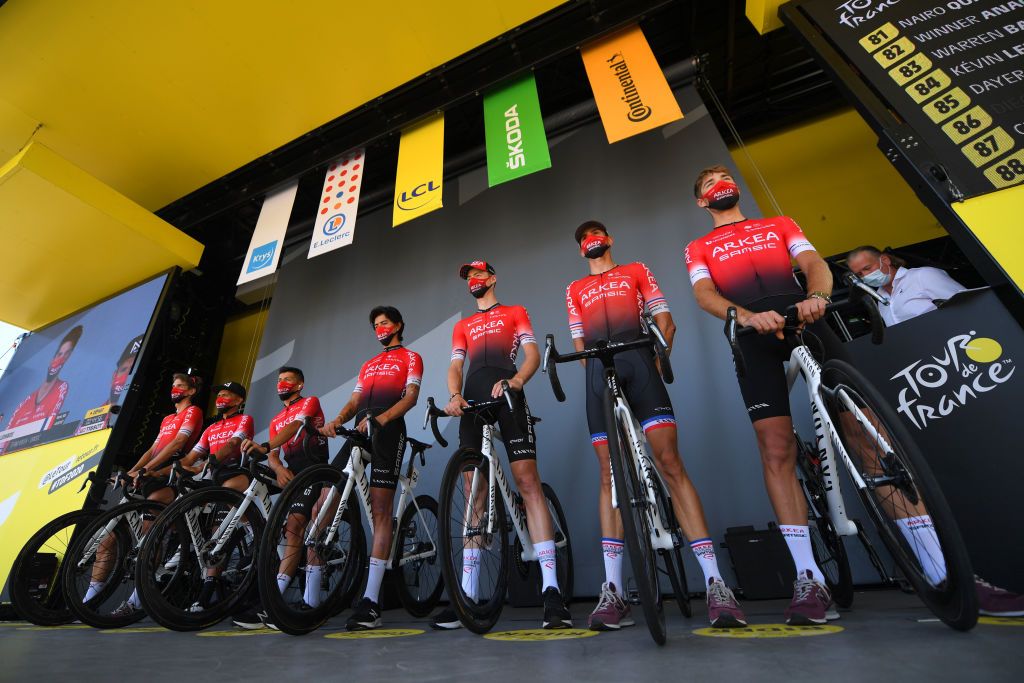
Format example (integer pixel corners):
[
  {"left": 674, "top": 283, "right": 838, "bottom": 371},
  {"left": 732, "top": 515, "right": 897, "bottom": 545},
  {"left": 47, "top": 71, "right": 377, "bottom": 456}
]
[
  {"left": 393, "top": 113, "right": 444, "bottom": 227},
  {"left": 308, "top": 148, "right": 365, "bottom": 259},
  {"left": 581, "top": 24, "right": 683, "bottom": 143},
  {"left": 484, "top": 74, "right": 551, "bottom": 187},
  {"left": 237, "top": 181, "right": 299, "bottom": 285}
]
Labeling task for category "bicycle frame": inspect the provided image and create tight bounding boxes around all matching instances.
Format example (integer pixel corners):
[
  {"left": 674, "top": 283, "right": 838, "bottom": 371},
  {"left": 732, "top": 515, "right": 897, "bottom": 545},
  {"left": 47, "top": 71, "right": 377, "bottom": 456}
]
[
  {"left": 184, "top": 476, "right": 273, "bottom": 561},
  {"left": 75, "top": 495, "right": 135, "bottom": 569},
  {"left": 306, "top": 443, "right": 436, "bottom": 569}
]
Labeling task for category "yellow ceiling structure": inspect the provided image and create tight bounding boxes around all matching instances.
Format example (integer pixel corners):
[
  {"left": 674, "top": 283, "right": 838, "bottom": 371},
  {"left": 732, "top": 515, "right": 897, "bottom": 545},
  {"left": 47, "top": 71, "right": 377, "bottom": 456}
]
[
  {"left": 0, "top": 0, "right": 566, "bottom": 211},
  {"left": 0, "top": 0, "right": 565, "bottom": 329}
]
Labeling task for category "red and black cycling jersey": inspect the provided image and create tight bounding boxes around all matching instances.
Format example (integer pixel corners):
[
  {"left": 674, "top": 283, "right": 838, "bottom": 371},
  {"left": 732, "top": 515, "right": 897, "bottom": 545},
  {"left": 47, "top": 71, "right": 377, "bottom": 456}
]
[
  {"left": 6, "top": 380, "right": 69, "bottom": 430},
  {"left": 684, "top": 216, "right": 815, "bottom": 307},
  {"left": 451, "top": 304, "right": 536, "bottom": 375},
  {"left": 565, "top": 262, "right": 670, "bottom": 346},
  {"left": 152, "top": 405, "right": 204, "bottom": 455},
  {"left": 192, "top": 413, "right": 254, "bottom": 465},
  {"left": 354, "top": 346, "right": 423, "bottom": 413},
  {"left": 270, "top": 396, "right": 328, "bottom": 464}
]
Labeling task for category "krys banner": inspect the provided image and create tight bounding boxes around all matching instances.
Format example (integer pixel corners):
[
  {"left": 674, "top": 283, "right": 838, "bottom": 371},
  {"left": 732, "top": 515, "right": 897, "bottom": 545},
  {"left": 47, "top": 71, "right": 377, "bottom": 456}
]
[
  {"left": 484, "top": 74, "right": 552, "bottom": 187},
  {"left": 238, "top": 181, "right": 299, "bottom": 285},
  {"left": 393, "top": 113, "right": 444, "bottom": 227},
  {"left": 581, "top": 24, "right": 683, "bottom": 143},
  {"left": 308, "top": 148, "right": 365, "bottom": 259}
]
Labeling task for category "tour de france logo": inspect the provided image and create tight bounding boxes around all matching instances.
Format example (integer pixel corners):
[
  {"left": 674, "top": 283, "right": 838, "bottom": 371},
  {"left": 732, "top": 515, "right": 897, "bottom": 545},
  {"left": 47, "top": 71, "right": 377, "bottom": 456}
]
[{"left": 891, "top": 331, "right": 1015, "bottom": 430}]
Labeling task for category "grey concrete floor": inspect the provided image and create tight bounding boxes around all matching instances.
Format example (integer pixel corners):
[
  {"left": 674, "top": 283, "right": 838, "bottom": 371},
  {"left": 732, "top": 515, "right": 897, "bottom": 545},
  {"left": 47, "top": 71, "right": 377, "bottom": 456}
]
[{"left": 0, "top": 590, "right": 1020, "bottom": 682}]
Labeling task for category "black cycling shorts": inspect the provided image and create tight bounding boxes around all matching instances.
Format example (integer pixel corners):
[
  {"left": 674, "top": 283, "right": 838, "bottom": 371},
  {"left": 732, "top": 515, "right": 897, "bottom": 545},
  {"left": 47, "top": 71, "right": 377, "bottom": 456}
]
[
  {"left": 458, "top": 368, "right": 536, "bottom": 463},
  {"left": 210, "top": 462, "right": 249, "bottom": 486},
  {"left": 737, "top": 294, "right": 851, "bottom": 423},
  {"left": 139, "top": 474, "right": 173, "bottom": 498},
  {"left": 282, "top": 451, "right": 327, "bottom": 517},
  {"left": 328, "top": 411, "right": 407, "bottom": 491},
  {"left": 585, "top": 347, "right": 675, "bottom": 448}
]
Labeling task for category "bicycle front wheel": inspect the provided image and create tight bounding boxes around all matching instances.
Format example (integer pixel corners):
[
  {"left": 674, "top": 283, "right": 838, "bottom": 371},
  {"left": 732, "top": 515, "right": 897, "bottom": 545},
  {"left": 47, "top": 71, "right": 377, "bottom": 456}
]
[
  {"left": 650, "top": 476, "right": 692, "bottom": 618},
  {"left": 9, "top": 509, "right": 100, "bottom": 625},
  {"left": 605, "top": 393, "right": 665, "bottom": 645},
  {"left": 64, "top": 500, "right": 166, "bottom": 629},
  {"left": 394, "top": 495, "right": 443, "bottom": 617},
  {"left": 438, "top": 448, "right": 509, "bottom": 634},
  {"left": 258, "top": 464, "right": 366, "bottom": 635},
  {"left": 821, "top": 359, "right": 976, "bottom": 631}
]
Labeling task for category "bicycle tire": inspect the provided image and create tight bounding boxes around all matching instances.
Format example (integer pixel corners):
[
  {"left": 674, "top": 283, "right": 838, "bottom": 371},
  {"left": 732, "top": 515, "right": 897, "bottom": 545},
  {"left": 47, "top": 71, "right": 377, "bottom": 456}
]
[
  {"left": 795, "top": 436, "right": 854, "bottom": 609},
  {"left": 604, "top": 391, "right": 666, "bottom": 645},
  {"left": 820, "top": 359, "right": 976, "bottom": 631},
  {"left": 136, "top": 487, "right": 265, "bottom": 631},
  {"left": 650, "top": 476, "right": 692, "bottom": 618},
  {"left": 438, "top": 448, "right": 509, "bottom": 634},
  {"left": 541, "top": 483, "right": 574, "bottom": 605},
  {"left": 394, "top": 495, "right": 443, "bottom": 617},
  {"left": 63, "top": 500, "right": 166, "bottom": 629},
  {"left": 257, "top": 464, "right": 365, "bottom": 635},
  {"left": 9, "top": 509, "right": 99, "bottom": 626}
]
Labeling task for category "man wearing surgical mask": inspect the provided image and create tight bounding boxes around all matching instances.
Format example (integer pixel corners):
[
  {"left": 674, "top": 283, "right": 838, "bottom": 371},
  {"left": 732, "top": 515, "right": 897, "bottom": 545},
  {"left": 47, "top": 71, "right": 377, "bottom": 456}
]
[
  {"left": 846, "top": 246, "right": 966, "bottom": 326},
  {"left": 6, "top": 325, "right": 83, "bottom": 433}
]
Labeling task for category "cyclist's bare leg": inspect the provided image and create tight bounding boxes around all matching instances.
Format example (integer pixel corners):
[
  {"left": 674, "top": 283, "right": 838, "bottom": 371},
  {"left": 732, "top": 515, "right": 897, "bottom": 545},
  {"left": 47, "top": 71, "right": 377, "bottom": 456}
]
[
  {"left": 278, "top": 513, "right": 308, "bottom": 579},
  {"left": 592, "top": 444, "right": 624, "bottom": 541},
  {"left": 752, "top": 416, "right": 808, "bottom": 525},
  {"left": 644, "top": 426, "right": 711, "bottom": 541},
  {"left": 369, "top": 487, "right": 396, "bottom": 561},
  {"left": 510, "top": 460, "right": 554, "bottom": 543},
  {"left": 461, "top": 469, "right": 487, "bottom": 550}
]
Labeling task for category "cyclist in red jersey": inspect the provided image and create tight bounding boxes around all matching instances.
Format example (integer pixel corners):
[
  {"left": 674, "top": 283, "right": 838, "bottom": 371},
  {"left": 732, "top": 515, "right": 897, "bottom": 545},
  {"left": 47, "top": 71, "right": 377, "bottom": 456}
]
[
  {"left": 3, "top": 326, "right": 82, "bottom": 453},
  {"left": 235, "top": 366, "right": 330, "bottom": 628},
  {"left": 320, "top": 306, "right": 422, "bottom": 631},
  {"left": 429, "top": 260, "right": 571, "bottom": 630},
  {"left": 567, "top": 221, "right": 746, "bottom": 630},
  {"left": 685, "top": 165, "right": 841, "bottom": 624},
  {"left": 182, "top": 381, "right": 254, "bottom": 491}
]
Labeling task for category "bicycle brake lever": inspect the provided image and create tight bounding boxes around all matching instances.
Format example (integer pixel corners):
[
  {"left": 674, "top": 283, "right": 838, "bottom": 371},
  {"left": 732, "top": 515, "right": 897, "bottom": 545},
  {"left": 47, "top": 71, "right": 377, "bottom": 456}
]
[{"left": 500, "top": 380, "right": 514, "bottom": 412}]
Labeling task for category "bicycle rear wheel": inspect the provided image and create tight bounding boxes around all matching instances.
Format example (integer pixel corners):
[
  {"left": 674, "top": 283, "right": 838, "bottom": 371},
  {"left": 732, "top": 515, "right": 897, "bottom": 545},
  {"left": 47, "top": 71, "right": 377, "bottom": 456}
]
[
  {"left": 438, "top": 448, "right": 509, "bottom": 634},
  {"left": 257, "top": 464, "right": 365, "bottom": 635},
  {"left": 541, "top": 483, "right": 574, "bottom": 604},
  {"left": 605, "top": 393, "right": 665, "bottom": 645},
  {"left": 394, "top": 495, "right": 443, "bottom": 617},
  {"left": 9, "top": 509, "right": 99, "bottom": 625},
  {"left": 137, "top": 487, "right": 265, "bottom": 631},
  {"left": 795, "top": 434, "right": 854, "bottom": 609},
  {"left": 821, "top": 359, "right": 976, "bottom": 631},
  {"left": 64, "top": 500, "right": 166, "bottom": 629},
  {"left": 650, "top": 476, "right": 692, "bottom": 618}
]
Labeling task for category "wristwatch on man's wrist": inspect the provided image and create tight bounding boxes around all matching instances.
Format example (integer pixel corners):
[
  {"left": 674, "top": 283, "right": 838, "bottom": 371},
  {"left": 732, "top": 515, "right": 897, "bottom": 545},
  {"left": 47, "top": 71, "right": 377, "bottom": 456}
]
[{"left": 807, "top": 291, "right": 832, "bottom": 303}]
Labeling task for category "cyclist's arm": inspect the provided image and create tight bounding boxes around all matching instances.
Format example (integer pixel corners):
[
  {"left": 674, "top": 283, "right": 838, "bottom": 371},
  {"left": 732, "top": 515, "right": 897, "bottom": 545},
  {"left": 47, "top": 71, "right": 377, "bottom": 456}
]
[
  {"left": 375, "top": 384, "right": 420, "bottom": 426},
  {"left": 514, "top": 342, "right": 540, "bottom": 385},
  {"left": 652, "top": 312, "right": 676, "bottom": 355},
  {"left": 573, "top": 338, "right": 586, "bottom": 368},
  {"left": 323, "top": 392, "right": 361, "bottom": 435},
  {"left": 447, "top": 358, "right": 465, "bottom": 400},
  {"left": 128, "top": 444, "right": 156, "bottom": 474},
  {"left": 180, "top": 447, "right": 204, "bottom": 469},
  {"left": 794, "top": 250, "right": 833, "bottom": 324},
  {"left": 146, "top": 431, "right": 191, "bottom": 472},
  {"left": 691, "top": 278, "right": 754, "bottom": 322}
]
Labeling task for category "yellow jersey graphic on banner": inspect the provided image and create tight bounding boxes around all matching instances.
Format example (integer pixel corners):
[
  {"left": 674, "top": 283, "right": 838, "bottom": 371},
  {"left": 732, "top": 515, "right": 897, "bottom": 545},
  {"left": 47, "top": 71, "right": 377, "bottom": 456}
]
[{"left": 393, "top": 114, "right": 444, "bottom": 227}]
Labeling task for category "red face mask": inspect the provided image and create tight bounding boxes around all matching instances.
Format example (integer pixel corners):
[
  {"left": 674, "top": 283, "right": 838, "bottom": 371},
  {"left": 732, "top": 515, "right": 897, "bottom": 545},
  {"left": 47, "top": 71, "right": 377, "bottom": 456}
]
[
  {"left": 581, "top": 234, "right": 610, "bottom": 259},
  {"left": 171, "top": 388, "right": 188, "bottom": 403},
  {"left": 215, "top": 397, "right": 234, "bottom": 413},
  {"left": 701, "top": 180, "right": 740, "bottom": 210},
  {"left": 111, "top": 371, "right": 130, "bottom": 396},
  {"left": 277, "top": 380, "right": 297, "bottom": 399},
  {"left": 47, "top": 356, "right": 67, "bottom": 379},
  {"left": 468, "top": 276, "right": 491, "bottom": 298},
  {"left": 375, "top": 325, "right": 396, "bottom": 346}
]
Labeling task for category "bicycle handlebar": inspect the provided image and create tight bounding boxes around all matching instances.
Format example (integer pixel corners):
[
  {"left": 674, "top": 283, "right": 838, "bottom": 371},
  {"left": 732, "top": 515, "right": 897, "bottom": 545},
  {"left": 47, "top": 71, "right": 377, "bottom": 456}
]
[{"left": 422, "top": 381, "right": 515, "bottom": 448}]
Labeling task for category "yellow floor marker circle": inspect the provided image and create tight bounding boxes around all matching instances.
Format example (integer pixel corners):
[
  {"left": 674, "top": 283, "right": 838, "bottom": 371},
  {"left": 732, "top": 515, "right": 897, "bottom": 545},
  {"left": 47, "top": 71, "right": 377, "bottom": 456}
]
[
  {"left": 964, "top": 337, "right": 1003, "bottom": 363},
  {"left": 16, "top": 624, "right": 93, "bottom": 631},
  {"left": 99, "top": 627, "right": 168, "bottom": 634},
  {"left": 325, "top": 628, "right": 424, "bottom": 640},
  {"left": 979, "top": 616, "right": 1024, "bottom": 627},
  {"left": 483, "top": 628, "right": 599, "bottom": 642},
  {"left": 197, "top": 629, "right": 281, "bottom": 637},
  {"left": 694, "top": 623, "right": 843, "bottom": 639}
]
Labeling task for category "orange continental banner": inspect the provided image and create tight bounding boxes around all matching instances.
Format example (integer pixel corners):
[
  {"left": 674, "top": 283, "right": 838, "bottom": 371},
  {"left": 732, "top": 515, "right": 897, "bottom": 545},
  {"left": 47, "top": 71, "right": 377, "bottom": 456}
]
[{"left": 581, "top": 25, "right": 683, "bottom": 143}]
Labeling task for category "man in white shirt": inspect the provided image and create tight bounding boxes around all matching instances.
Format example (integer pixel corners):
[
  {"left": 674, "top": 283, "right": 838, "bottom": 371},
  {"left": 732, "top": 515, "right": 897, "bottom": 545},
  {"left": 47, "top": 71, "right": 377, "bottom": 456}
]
[{"left": 846, "top": 246, "right": 966, "bottom": 326}]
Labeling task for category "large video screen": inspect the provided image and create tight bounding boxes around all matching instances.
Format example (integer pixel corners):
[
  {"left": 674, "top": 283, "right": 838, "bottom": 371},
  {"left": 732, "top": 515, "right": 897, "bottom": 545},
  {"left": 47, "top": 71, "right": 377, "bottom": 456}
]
[{"left": 0, "top": 274, "right": 168, "bottom": 455}]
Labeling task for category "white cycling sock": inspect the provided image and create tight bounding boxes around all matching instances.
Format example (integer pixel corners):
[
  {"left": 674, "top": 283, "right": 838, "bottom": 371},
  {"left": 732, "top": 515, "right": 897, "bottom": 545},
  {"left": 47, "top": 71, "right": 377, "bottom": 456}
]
[
  {"left": 83, "top": 580, "right": 103, "bottom": 603},
  {"left": 781, "top": 525, "right": 825, "bottom": 581},
  {"left": 363, "top": 557, "right": 387, "bottom": 604},
  {"left": 127, "top": 588, "right": 141, "bottom": 608},
  {"left": 304, "top": 565, "right": 322, "bottom": 608},
  {"left": 897, "top": 515, "right": 947, "bottom": 586},
  {"left": 689, "top": 538, "right": 722, "bottom": 583},
  {"left": 534, "top": 540, "right": 558, "bottom": 592},
  {"left": 277, "top": 572, "right": 290, "bottom": 594},
  {"left": 461, "top": 549, "right": 481, "bottom": 601},
  {"left": 602, "top": 538, "right": 624, "bottom": 593}
]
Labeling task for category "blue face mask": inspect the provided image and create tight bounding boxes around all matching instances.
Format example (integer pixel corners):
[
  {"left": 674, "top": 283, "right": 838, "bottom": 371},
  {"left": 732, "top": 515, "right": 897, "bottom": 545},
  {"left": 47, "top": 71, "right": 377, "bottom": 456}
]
[{"left": 862, "top": 262, "right": 892, "bottom": 288}]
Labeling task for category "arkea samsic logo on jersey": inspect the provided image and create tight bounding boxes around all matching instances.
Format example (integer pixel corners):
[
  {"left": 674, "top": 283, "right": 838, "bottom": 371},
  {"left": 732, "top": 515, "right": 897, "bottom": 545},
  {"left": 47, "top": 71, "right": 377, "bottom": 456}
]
[
  {"left": 891, "top": 331, "right": 1015, "bottom": 430},
  {"left": 396, "top": 181, "right": 440, "bottom": 211},
  {"left": 607, "top": 53, "right": 652, "bottom": 123}
]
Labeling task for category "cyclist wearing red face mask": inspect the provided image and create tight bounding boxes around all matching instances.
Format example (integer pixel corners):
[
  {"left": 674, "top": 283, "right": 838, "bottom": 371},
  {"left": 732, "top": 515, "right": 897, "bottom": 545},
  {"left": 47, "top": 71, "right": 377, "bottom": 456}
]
[{"left": 5, "top": 325, "right": 83, "bottom": 439}]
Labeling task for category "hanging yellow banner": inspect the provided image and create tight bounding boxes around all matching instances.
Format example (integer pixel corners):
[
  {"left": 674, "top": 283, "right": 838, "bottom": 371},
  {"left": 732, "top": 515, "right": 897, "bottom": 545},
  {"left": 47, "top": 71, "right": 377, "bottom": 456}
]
[
  {"left": 581, "top": 25, "right": 683, "bottom": 144},
  {"left": 393, "top": 113, "right": 445, "bottom": 227}
]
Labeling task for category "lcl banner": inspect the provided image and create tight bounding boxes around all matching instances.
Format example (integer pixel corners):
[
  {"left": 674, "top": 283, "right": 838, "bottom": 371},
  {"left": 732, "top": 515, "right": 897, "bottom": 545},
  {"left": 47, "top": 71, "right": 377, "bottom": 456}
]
[
  {"left": 393, "top": 113, "right": 444, "bottom": 227},
  {"left": 308, "top": 148, "right": 365, "bottom": 259},
  {"left": 237, "top": 181, "right": 299, "bottom": 285},
  {"left": 483, "top": 74, "right": 551, "bottom": 187},
  {"left": 581, "top": 24, "right": 683, "bottom": 143}
]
